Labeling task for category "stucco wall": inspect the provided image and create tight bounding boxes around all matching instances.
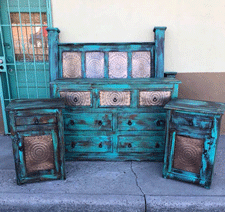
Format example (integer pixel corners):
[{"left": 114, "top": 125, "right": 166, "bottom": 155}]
[{"left": 51, "top": 0, "right": 225, "bottom": 73}]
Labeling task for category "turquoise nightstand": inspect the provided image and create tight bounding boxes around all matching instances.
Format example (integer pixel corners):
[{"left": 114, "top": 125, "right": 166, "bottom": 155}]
[{"left": 163, "top": 99, "right": 225, "bottom": 189}]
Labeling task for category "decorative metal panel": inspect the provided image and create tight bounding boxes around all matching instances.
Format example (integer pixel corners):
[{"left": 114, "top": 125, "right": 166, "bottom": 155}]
[
  {"left": 109, "top": 52, "right": 128, "bottom": 78},
  {"left": 62, "top": 52, "right": 82, "bottom": 78},
  {"left": 173, "top": 135, "right": 204, "bottom": 174},
  {"left": 86, "top": 52, "right": 104, "bottom": 78},
  {"left": 23, "top": 135, "right": 54, "bottom": 174},
  {"left": 100, "top": 91, "right": 130, "bottom": 106},
  {"left": 60, "top": 91, "right": 91, "bottom": 106},
  {"left": 132, "top": 51, "right": 151, "bottom": 78},
  {"left": 139, "top": 91, "right": 171, "bottom": 106}
]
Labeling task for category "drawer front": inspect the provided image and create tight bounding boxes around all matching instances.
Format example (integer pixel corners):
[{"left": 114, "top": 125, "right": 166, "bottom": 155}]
[
  {"left": 118, "top": 113, "right": 166, "bottom": 131},
  {"left": 16, "top": 115, "right": 56, "bottom": 126},
  {"left": 139, "top": 91, "right": 171, "bottom": 106},
  {"left": 100, "top": 91, "right": 130, "bottom": 106},
  {"left": 60, "top": 91, "right": 91, "bottom": 106},
  {"left": 118, "top": 135, "right": 164, "bottom": 153},
  {"left": 64, "top": 113, "right": 112, "bottom": 131},
  {"left": 171, "top": 112, "right": 212, "bottom": 130},
  {"left": 65, "top": 136, "right": 112, "bottom": 153}
]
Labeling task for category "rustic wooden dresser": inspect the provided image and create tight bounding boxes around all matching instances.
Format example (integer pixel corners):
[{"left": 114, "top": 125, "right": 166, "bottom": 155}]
[{"left": 47, "top": 27, "right": 181, "bottom": 161}]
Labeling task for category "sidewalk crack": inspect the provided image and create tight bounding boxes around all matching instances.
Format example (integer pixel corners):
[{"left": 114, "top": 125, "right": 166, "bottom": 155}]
[{"left": 131, "top": 161, "right": 146, "bottom": 212}]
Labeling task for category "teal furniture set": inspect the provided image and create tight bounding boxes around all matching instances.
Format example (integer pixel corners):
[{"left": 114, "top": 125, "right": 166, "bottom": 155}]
[{"left": 6, "top": 27, "right": 225, "bottom": 188}]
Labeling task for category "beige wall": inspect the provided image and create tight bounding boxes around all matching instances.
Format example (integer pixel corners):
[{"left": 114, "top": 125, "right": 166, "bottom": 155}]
[{"left": 51, "top": 0, "right": 225, "bottom": 73}]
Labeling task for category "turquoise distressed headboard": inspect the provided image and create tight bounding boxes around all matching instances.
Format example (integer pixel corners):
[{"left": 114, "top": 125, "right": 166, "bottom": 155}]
[{"left": 47, "top": 27, "right": 167, "bottom": 83}]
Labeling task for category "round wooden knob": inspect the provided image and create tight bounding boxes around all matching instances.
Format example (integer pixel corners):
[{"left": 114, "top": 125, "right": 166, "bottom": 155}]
[
  {"left": 155, "top": 143, "right": 160, "bottom": 148},
  {"left": 19, "top": 146, "right": 24, "bottom": 151},
  {"left": 189, "top": 120, "right": 193, "bottom": 126},
  {"left": 34, "top": 118, "right": 39, "bottom": 125},
  {"left": 70, "top": 120, "right": 75, "bottom": 125},
  {"left": 156, "top": 120, "right": 165, "bottom": 126},
  {"left": 128, "top": 120, "right": 132, "bottom": 126},
  {"left": 71, "top": 142, "right": 75, "bottom": 148}
]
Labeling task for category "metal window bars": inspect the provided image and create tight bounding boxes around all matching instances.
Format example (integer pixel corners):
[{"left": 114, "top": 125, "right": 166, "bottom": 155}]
[{"left": 0, "top": 0, "right": 52, "bottom": 134}]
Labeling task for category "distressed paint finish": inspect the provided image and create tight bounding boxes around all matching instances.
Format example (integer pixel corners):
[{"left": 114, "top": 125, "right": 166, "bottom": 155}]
[
  {"left": 47, "top": 26, "right": 181, "bottom": 161},
  {"left": 52, "top": 78, "right": 181, "bottom": 161},
  {"left": 6, "top": 99, "right": 65, "bottom": 185},
  {"left": 163, "top": 99, "right": 225, "bottom": 189},
  {"left": 46, "top": 28, "right": 60, "bottom": 97},
  {"left": 47, "top": 27, "right": 168, "bottom": 82},
  {"left": 154, "top": 27, "right": 167, "bottom": 78}
]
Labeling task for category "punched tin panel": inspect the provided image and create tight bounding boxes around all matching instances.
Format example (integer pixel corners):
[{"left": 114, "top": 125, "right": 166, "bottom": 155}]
[
  {"left": 61, "top": 50, "right": 153, "bottom": 79},
  {"left": 139, "top": 91, "right": 171, "bottom": 106},
  {"left": 60, "top": 91, "right": 91, "bottom": 106},
  {"left": 100, "top": 91, "right": 131, "bottom": 106}
]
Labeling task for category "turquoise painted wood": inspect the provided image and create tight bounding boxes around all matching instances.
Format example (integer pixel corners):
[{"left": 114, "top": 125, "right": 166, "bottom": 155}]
[
  {"left": 47, "top": 27, "right": 166, "bottom": 82},
  {"left": 163, "top": 99, "right": 225, "bottom": 189},
  {"left": 154, "top": 27, "right": 167, "bottom": 78},
  {"left": 6, "top": 99, "right": 65, "bottom": 185},
  {"left": 52, "top": 78, "right": 181, "bottom": 161},
  {"left": 48, "top": 26, "right": 181, "bottom": 161}
]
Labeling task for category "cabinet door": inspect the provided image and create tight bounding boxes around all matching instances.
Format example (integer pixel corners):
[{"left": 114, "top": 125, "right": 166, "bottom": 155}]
[{"left": 13, "top": 128, "right": 64, "bottom": 184}]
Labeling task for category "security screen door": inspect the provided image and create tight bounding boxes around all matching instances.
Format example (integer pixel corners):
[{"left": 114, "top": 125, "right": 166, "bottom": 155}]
[{"left": 0, "top": 0, "right": 52, "bottom": 133}]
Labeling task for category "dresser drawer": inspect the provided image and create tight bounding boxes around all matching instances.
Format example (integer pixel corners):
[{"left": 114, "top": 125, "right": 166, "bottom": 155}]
[
  {"left": 15, "top": 115, "right": 57, "bottom": 126},
  {"left": 65, "top": 136, "right": 112, "bottom": 153},
  {"left": 118, "top": 113, "right": 166, "bottom": 131},
  {"left": 64, "top": 113, "right": 113, "bottom": 131},
  {"left": 99, "top": 91, "right": 131, "bottom": 106},
  {"left": 60, "top": 91, "right": 91, "bottom": 106},
  {"left": 118, "top": 135, "right": 164, "bottom": 153},
  {"left": 139, "top": 91, "right": 171, "bottom": 106},
  {"left": 171, "top": 112, "right": 213, "bottom": 130}
]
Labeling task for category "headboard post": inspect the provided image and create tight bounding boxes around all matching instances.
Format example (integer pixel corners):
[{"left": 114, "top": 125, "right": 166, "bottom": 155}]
[
  {"left": 153, "top": 27, "right": 167, "bottom": 78},
  {"left": 47, "top": 28, "right": 60, "bottom": 97}
]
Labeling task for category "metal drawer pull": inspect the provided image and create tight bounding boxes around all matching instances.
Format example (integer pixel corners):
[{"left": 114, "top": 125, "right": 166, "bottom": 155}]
[
  {"left": 34, "top": 118, "right": 39, "bottom": 125},
  {"left": 113, "top": 97, "right": 117, "bottom": 102},
  {"left": 156, "top": 120, "right": 165, "bottom": 126},
  {"left": 128, "top": 143, "right": 132, "bottom": 148},
  {"left": 128, "top": 120, "right": 132, "bottom": 126},
  {"left": 98, "top": 120, "right": 103, "bottom": 126},
  {"left": 153, "top": 97, "right": 158, "bottom": 102},
  {"left": 19, "top": 146, "right": 24, "bottom": 151},
  {"left": 155, "top": 143, "right": 160, "bottom": 148},
  {"left": 99, "top": 143, "right": 103, "bottom": 148},
  {"left": 189, "top": 120, "right": 193, "bottom": 126},
  {"left": 71, "top": 142, "right": 76, "bottom": 148},
  {"left": 70, "top": 120, "right": 75, "bottom": 125},
  {"left": 74, "top": 97, "right": 78, "bottom": 102}
]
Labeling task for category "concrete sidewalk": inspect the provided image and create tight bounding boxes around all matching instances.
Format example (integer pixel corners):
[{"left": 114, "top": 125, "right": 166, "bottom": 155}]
[{"left": 1, "top": 135, "right": 225, "bottom": 212}]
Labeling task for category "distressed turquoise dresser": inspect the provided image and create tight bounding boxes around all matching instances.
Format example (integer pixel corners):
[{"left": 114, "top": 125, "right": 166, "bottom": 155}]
[
  {"left": 48, "top": 27, "right": 181, "bottom": 161},
  {"left": 6, "top": 99, "right": 65, "bottom": 184},
  {"left": 163, "top": 99, "right": 225, "bottom": 188}
]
